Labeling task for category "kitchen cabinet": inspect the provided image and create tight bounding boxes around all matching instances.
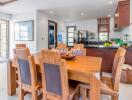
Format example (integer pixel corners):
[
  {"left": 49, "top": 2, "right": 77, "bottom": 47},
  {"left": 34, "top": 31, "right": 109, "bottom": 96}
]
[
  {"left": 98, "top": 17, "right": 110, "bottom": 41},
  {"left": 130, "top": 0, "right": 132, "bottom": 23},
  {"left": 114, "top": 0, "right": 130, "bottom": 28}
]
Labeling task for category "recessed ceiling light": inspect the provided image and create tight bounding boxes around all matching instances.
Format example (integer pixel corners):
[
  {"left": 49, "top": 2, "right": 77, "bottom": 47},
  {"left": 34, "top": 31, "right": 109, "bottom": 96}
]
[
  {"left": 109, "top": 0, "right": 113, "bottom": 5},
  {"left": 50, "top": 11, "right": 54, "bottom": 14},
  {"left": 81, "top": 12, "right": 84, "bottom": 16}
]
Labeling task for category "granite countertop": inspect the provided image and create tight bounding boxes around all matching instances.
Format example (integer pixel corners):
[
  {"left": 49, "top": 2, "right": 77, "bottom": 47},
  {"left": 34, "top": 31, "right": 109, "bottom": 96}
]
[{"left": 84, "top": 44, "right": 118, "bottom": 49}]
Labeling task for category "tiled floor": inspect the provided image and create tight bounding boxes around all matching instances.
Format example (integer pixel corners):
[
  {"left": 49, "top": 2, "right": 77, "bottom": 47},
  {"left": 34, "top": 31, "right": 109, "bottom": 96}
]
[{"left": 0, "top": 63, "right": 132, "bottom": 100}]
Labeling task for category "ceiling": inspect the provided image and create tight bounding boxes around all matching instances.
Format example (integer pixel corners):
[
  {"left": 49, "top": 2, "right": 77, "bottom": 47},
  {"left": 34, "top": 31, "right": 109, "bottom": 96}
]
[
  {"left": 0, "top": 0, "right": 118, "bottom": 21},
  {"left": 0, "top": 0, "right": 16, "bottom": 5}
]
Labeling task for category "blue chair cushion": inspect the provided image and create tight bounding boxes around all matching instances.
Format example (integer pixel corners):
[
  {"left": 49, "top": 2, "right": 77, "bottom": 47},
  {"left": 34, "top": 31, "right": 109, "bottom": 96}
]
[
  {"left": 18, "top": 59, "right": 31, "bottom": 85},
  {"left": 44, "top": 63, "right": 62, "bottom": 96},
  {"left": 74, "top": 50, "right": 84, "bottom": 56}
]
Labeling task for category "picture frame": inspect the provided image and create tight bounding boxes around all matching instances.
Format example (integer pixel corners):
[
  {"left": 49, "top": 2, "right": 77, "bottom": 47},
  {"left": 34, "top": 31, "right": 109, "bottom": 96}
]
[{"left": 14, "top": 20, "right": 34, "bottom": 41}]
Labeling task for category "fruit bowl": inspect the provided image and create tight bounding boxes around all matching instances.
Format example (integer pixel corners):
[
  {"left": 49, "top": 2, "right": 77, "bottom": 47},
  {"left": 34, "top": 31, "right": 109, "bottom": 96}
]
[{"left": 61, "top": 51, "right": 75, "bottom": 60}]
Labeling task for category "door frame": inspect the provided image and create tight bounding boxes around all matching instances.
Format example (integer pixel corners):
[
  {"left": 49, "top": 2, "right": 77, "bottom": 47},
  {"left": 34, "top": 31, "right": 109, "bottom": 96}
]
[{"left": 48, "top": 20, "right": 58, "bottom": 49}]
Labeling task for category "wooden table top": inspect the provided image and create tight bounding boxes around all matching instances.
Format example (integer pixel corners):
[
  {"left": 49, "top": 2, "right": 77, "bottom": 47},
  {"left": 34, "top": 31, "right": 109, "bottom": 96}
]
[
  {"left": 33, "top": 53, "right": 102, "bottom": 75},
  {"left": 12, "top": 53, "right": 102, "bottom": 74},
  {"left": 66, "top": 56, "right": 102, "bottom": 73}
]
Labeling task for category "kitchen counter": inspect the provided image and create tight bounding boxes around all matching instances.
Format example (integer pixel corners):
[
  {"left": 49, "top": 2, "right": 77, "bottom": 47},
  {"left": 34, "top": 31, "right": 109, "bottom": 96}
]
[
  {"left": 85, "top": 44, "right": 118, "bottom": 49},
  {"left": 86, "top": 46, "right": 132, "bottom": 73}
]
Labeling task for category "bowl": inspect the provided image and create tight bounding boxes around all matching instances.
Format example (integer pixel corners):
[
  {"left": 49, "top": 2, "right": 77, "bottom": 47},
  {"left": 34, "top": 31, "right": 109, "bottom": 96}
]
[{"left": 61, "top": 54, "right": 75, "bottom": 60}]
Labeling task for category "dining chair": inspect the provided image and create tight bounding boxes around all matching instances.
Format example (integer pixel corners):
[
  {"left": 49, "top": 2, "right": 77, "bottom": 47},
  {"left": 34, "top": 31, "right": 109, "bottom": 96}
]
[
  {"left": 16, "top": 44, "right": 26, "bottom": 48},
  {"left": 79, "top": 48, "right": 126, "bottom": 100},
  {"left": 101, "top": 47, "right": 126, "bottom": 76},
  {"left": 15, "top": 48, "right": 42, "bottom": 100},
  {"left": 13, "top": 47, "right": 30, "bottom": 90},
  {"left": 57, "top": 43, "right": 67, "bottom": 50},
  {"left": 73, "top": 44, "right": 86, "bottom": 56},
  {"left": 40, "top": 49, "right": 79, "bottom": 100}
]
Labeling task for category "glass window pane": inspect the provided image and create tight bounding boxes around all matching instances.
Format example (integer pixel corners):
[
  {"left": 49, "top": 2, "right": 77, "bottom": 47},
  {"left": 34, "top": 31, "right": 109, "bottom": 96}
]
[
  {"left": 68, "top": 38, "right": 74, "bottom": 42},
  {"left": 68, "top": 27, "right": 75, "bottom": 32},
  {"left": 99, "top": 32, "right": 108, "bottom": 41},
  {"left": 68, "top": 33, "right": 74, "bottom": 37},
  {"left": 68, "top": 43, "right": 74, "bottom": 46}
]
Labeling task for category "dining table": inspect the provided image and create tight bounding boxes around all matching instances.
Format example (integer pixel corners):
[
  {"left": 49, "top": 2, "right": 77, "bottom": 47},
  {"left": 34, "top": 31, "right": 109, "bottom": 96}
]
[{"left": 7, "top": 53, "right": 102, "bottom": 100}]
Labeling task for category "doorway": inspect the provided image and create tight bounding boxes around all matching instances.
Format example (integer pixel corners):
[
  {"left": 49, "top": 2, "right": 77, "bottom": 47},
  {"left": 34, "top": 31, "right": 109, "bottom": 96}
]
[
  {"left": 0, "top": 20, "right": 9, "bottom": 59},
  {"left": 48, "top": 20, "right": 57, "bottom": 49}
]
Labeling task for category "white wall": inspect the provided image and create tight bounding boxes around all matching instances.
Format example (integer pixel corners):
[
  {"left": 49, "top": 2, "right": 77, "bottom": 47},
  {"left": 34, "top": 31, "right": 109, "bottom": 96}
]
[
  {"left": 10, "top": 12, "right": 37, "bottom": 58},
  {"left": 109, "top": 18, "right": 123, "bottom": 39},
  {"left": 0, "top": 12, "right": 11, "bottom": 20},
  {"left": 36, "top": 11, "right": 48, "bottom": 51},
  {"left": 36, "top": 11, "right": 66, "bottom": 51},
  {"left": 121, "top": 25, "right": 132, "bottom": 41},
  {"left": 66, "top": 18, "right": 122, "bottom": 41},
  {"left": 66, "top": 19, "right": 98, "bottom": 41}
]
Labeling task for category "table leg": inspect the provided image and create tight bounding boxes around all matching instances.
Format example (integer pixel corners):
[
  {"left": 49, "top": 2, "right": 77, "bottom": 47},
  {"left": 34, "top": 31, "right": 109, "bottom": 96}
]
[
  {"left": 89, "top": 75, "right": 100, "bottom": 100},
  {"left": 7, "top": 61, "right": 16, "bottom": 96}
]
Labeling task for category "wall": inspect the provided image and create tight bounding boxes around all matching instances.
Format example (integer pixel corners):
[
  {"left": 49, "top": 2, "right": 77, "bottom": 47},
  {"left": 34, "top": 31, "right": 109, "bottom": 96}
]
[
  {"left": 9, "top": 11, "right": 37, "bottom": 58},
  {"left": 109, "top": 18, "right": 123, "bottom": 39},
  {"left": 66, "top": 19, "right": 98, "bottom": 41},
  {"left": 0, "top": 12, "right": 11, "bottom": 20},
  {"left": 66, "top": 18, "right": 122, "bottom": 41},
  {"left": 36, "top": 11, "right": 66, "bottom": 51},
  {"left": 121, "top": 25, "right": 132, "bottom": 41}
]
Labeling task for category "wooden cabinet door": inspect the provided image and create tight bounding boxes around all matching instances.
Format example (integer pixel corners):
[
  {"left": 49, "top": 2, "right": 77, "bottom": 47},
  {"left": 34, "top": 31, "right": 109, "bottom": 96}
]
[{"left": 119, "top": 0, "right": 130, "bottom": 27}]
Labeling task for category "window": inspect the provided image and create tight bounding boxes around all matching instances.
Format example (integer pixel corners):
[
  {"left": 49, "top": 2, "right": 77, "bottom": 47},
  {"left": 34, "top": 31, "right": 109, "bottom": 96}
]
[
  {"left": 99, "top": 32, "right": 109, "bottom": 41},
  {"left": 0, "top": 20, "right": 9, "bottom": 58},
  {"left": 67, "top": 26, "right": 76, "bottom": 46},
  {"left": 98, "top": 18, "right": 110, "bottom": 41}
]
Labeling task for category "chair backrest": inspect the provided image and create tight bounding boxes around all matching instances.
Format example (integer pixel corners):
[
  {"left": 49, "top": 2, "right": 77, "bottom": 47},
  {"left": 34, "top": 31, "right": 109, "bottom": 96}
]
[
  {"left": 57, "top": 43, "right": 67, "bottom": 49},
  {"left": 74, "top": 44, "right": 84, "bottom": 49},
  {"left": 16, "top": 44, "right": 26, "bottom": 48},
  {"left": 15, "top": 48, "right": 37, "bottom": 87},
  {"left": 40, "top": 49, "right": 69, "bottom": 99},
  {"left": 14, "top": 44, "right": 27, "bottom": 57},
  {"left": 112, "top": 47, "right": 126, "bottom": 80},
  {"left": 73, "top": 44, "right": 86, "bottom": 56},
  {"left": 113, "top": 47, "right": 126, "bottom": 67},
  {"left": 112, "top": 47, "right": 126, "bottom": 91}
]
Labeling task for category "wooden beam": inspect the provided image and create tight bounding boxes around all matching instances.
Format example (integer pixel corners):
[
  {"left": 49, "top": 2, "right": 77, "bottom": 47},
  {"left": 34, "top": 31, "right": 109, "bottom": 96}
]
[{"left": 0, "top": 0, "right": 17, "bottom": 5}]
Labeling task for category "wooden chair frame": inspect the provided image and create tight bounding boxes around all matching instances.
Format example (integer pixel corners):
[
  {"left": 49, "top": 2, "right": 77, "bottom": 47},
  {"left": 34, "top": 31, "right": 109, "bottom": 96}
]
[
  {"left": 73, "top": 44, "right": 86, "bottom": 56},
  {"left": 57, "top": 43, "right": 67, "bottom": 50},
  {"left": 15, "top": 48, "right": 41, "bottom": 100},
  {"left": 16, "top": 44, "right": 26, "bottom": 48},
  {"left": 79, "top": 47, "right": 126, "bottom": 100},
  {"left": 100, "top": 47, "right": 126, "bottom": 100},
  {"left": 40, "top": 49, "right": 78, "bottom": 100}
]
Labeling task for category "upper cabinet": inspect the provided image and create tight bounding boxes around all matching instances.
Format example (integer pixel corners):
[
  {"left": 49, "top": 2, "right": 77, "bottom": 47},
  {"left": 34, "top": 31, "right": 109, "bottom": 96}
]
[
  {"left": 114, "top": 0, "right": 130, "bottom": 28},
  {"left": 130, "top": 0, "right": 132, "bottom": 24},
  {"left": 98, "top": 17, "right": 110, "bottom": 32}
]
